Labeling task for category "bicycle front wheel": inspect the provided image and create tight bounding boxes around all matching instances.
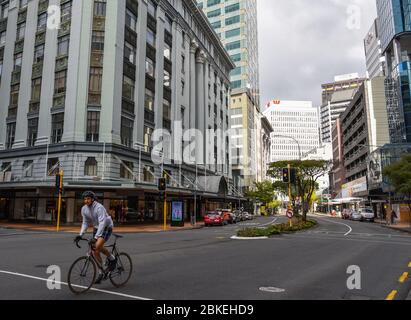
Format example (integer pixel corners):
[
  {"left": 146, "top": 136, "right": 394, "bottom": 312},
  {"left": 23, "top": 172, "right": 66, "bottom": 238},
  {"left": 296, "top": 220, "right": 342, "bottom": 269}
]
[
  {"left": 67, "top": 256, "right": 96, "bottom": 294},
  {"left": 109, "top": 253, "right": 133, "bottom": 288}
]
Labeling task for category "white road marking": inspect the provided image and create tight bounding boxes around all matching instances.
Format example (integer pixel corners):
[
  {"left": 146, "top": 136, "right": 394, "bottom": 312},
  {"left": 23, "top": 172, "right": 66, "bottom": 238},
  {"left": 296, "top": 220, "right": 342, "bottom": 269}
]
[
  {"left": 0, "top": 270, "right": 152, "bottom": 300},
  {"left": 316, "top": 216, "right": 353, "bottom": 236},
  {"left": 259, "top": 287, "right": 285, "bottom": 293},
  {"left": 258, "top": 218, "right": 278, "bottom": 227},
  {"left": 231, "top": 236, "right": 268, "bottom": 240}
]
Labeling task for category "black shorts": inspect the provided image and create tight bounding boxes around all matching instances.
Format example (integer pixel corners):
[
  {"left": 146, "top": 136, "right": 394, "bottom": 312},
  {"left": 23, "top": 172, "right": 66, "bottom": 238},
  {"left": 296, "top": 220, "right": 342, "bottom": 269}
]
[{"left": 93, "top": 227, "right": 113, "bottom": 242}]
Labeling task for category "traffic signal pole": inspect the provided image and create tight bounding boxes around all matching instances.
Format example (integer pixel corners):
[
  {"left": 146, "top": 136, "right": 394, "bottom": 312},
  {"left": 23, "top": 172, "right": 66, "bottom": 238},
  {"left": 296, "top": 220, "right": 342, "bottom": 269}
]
[
  {"left": 56, "top": 170, "right": 63, "bottom": 232},
  {"left": 163, "top": 192, "right": 167, "bottom": 231}
]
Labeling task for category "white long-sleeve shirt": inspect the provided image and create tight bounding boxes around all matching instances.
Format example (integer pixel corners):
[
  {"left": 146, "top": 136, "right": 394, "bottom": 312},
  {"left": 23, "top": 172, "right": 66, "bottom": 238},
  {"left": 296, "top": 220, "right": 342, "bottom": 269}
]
[{"left": 80, "top": 201, "right": 113, "bottom": 239}]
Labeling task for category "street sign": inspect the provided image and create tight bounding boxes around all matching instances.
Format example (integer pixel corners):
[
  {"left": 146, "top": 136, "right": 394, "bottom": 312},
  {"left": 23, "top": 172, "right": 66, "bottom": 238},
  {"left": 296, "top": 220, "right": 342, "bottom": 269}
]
[{"left": 286, "top": 209, "right": 294, "bottom": 219}]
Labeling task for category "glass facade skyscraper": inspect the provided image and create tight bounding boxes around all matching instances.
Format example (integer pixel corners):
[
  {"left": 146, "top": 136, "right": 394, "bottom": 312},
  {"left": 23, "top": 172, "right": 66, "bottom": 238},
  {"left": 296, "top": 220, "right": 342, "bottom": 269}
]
[
  {"left": 377, "top": 0, "right": 411, "bottom": 142},
  {"left": 196, "top": 0, "right": 260, "bottom": 106}
]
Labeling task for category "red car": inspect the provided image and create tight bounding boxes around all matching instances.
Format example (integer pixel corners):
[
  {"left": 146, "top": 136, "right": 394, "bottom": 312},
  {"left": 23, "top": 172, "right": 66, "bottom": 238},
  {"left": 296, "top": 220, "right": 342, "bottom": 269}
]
[{"left": 204, "top": 211, "right": 226, "bottom": 226}]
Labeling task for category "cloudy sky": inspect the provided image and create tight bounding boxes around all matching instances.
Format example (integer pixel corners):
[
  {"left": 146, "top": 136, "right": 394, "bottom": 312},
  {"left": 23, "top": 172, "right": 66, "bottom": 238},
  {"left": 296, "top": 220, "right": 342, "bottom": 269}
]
[{"left": 258, "top": 0, "right": 378, "bottom": 107}]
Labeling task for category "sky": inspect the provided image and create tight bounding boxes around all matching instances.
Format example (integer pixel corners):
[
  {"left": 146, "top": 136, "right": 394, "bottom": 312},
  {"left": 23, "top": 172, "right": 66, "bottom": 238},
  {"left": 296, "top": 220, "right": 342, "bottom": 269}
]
[{"left": 258, "top": 0, "right": 378, "bottom": 108}]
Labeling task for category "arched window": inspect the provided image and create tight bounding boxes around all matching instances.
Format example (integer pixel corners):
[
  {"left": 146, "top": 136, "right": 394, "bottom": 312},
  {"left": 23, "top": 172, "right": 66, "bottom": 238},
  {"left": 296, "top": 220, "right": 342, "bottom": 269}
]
[{"left": 85, "top": 157, "right": 98, "bottom": 176}]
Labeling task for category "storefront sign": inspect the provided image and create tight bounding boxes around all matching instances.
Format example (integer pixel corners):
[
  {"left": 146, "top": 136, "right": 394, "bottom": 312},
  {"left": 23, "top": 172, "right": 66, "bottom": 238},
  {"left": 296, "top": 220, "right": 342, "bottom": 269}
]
[{"left": 342, "top": 176, "right": 367, "bottom": 198}]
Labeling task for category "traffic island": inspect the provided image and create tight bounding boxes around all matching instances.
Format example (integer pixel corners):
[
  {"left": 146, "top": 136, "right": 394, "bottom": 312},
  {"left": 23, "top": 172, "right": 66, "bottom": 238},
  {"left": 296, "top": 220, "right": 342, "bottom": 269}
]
[{"left": 236, "top": 218, "right": 317, "bottom": 239}]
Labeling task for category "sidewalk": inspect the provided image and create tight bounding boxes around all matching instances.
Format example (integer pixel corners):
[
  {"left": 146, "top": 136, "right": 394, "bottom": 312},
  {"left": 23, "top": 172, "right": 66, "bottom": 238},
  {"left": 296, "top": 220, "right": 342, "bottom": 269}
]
[
  {"left": 0, "top": 221, "right": 205, "bottom": 234},
  {"left": 376, "top": 219, "right": 411, "bottom": 234}
]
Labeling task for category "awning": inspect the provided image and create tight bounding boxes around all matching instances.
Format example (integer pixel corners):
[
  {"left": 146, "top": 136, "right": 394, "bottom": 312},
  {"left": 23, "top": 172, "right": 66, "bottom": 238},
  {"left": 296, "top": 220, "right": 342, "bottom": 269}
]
[{"left": 196, "top": 176, "right": 228, "bottom": 196}]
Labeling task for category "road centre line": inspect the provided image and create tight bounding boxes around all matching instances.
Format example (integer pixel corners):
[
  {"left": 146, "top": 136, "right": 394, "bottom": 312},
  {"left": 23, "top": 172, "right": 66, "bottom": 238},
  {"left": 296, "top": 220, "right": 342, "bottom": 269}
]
[{"left": 0, "top": 270, "right": 152, "bottom": 300}]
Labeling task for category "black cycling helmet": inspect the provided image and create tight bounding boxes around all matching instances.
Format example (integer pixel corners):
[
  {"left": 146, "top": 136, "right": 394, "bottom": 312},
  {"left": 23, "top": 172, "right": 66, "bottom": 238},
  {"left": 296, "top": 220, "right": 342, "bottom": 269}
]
[{"left": 82, "top": 191, "right": 96, "bottom": 200}]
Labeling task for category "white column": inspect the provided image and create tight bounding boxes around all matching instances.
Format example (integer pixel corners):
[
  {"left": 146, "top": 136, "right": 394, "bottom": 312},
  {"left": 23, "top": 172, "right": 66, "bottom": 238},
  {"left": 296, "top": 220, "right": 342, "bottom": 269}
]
[
  {"left": 154, "top": 10, "right": 165, "bottom": 131},
  {"left": 134, "top": 0, "right": 148, "bottom": 146},
  {"left": 13, "top": 0, "right": 38, "bottom": 148},
  {"left": 0, "top": 3, "right": 18, "bottom": 149},
  {"left": 63, "top": 0, "right": 93, "bottom": 142},
  {"left": 36, "top": 0, "right": 59, "bottom": 145},
  {"left": 196, "top": 50, "right": 206, "bottom": 165},
  {"left": 100, "top": 0, "right": 124, "bottom": 145},
  {"left": 189, "top": 40, "right": 198, "bottom": 130}
]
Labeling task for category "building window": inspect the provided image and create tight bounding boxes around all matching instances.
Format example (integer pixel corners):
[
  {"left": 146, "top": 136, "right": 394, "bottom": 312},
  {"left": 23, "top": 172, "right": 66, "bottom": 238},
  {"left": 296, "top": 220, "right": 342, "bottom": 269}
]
[
  {"left": 6, "top": 122, "right": 16, "bottom": 149},
  {"left": 31, "top": 78, "right": 42, "bottom": 101},
  {"left": 164, "top": 43, "right": 171, "bottom": 60},
  {"left": 124, "top": 41, "right": 136, "bottom": 64},
  {"left": 27, "top": 118, "right": 38, "bottom": 147},
  {"left": 145, "top": 57, "right": 155, "bottom": 77},
  {"left": 120, "top": 161, "right": 133, "bottom": 180},
  {"left": 121, "top": 117, "right": 133, "bottom": 147},
  {"left": 51, "top": 113, "right": 64, "bottom": 144},
  {"left": 47, "top": 158, "right": 59, "bottom": 175},
  {"left": 163, "top": 99, "right": 171, "bottom": 120},
  {"left": 147, "top": 29, "right": 156, "bottom": 47},
  {"left": 144, "top": 126, "right": 153, "bottom": 152},
  {"left": 143, "top": 165, "right": 154, "bottom": 183},
  {"left": 145, "top": 89, "right": 155, "bottom": 111},
  {"left": 19, "top": 0, "right": 28, "bottom": 9},
  {"left": 84, "top": 157, "right": 98, "bottom": 176},
  {"left": 54, "top": 70, "right": 67, "bottom": 94},
  {"left": 126, "top": 8, "right": 137, "bottom": 32},
  {"left": 61, "top": 1, "right": 72, "bottom": 22},
  {"left": 0, "top": 30, "right": 5, "bottom": 47},
  {"left": 147, "top": 0, "right": 156, "bottom": 17},
  {"left": 16, "top": 22, "right": 25, "bottom": 40},
  {"left": 1, "top": 2, "right": 9, "bottom": 19},
  {"left": 165, "top": 15, "right": 172, "bottom": 33},
  {"left": 182, "top": 31, "right": 185, "bottom": 48},
  {"left": 181, "top": 80, "right": 185, "bottom": 96},
  {"left": 122, "top": 75, "right": 135, "bottom": 101},
  {"left": 163, "top": 70, "right": 171, "bottom": 88},
  {"left": 33, "top": 44, "right": 45, "bottom": 63},
  {"left": 23, "top": 160, "right": 33, "bottom": 177},
  {"left": 94, "top": 0, "right": 107, "bottom": 17},
  {"left": 10, "top": 84, "right": 19, "bottom": 105},
  {"left": 86, "top": 111, "right": 100, "bottom": 142},
  {"left": 181, "top": 55, "right": 185, "bottom": 73},
  {"left": 14, "top": 52, "right": 22, "bottom": 71},
  {"left": 88, "top": 67, "right": 103, "bottom": 104},
  {"left": 37, "top": 12, "right": 47, "bottom": 32},
  {"left": 57, "top": 35, "right": 70, "bottom": 56},
  {"left": 91, "top": 31, "right": 105, "bottom": 51}
]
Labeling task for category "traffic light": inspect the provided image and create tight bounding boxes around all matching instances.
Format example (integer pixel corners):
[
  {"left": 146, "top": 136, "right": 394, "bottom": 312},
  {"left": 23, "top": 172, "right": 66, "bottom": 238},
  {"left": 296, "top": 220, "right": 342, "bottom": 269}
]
[
  {"left": 55, "top": 174, "right": 61, "bottom": 189},
  {"left": 290, "top": 168, "right": 297, "bottom": 184},
  {"left": 282, "top": 168, "right": 289, "bottom": 183},
  {"left": 158, "top": 178, "right": 167, "bottom": 191}
]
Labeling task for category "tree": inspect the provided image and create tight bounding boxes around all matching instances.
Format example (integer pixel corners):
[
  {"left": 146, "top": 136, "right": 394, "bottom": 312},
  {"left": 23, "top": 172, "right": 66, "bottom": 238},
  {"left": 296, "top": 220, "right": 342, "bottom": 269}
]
[
  {"left": 268, "top": 160, "right": 331, "bottom": 221},
  {"left": 383, "top": 154, "right": 411, "bottom": 222},
  {"left": 246, "top": 181, "right": 276, "bottom": 205}
]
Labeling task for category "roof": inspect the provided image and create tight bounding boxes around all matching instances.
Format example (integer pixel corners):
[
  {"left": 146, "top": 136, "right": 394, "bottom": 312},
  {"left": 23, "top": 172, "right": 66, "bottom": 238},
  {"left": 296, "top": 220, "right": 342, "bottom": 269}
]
[
  {"left": 330, "top": 89, "right": 357, "bottom": 103},
  {"left": 196, "top": 176, "right": 228, "bottom": 195}
]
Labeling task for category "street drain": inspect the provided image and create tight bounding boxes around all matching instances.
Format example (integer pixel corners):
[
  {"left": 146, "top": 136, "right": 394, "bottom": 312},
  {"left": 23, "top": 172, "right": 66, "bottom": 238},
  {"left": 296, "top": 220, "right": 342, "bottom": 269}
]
[{"left": 259, "top": 287, "right": 285, "bottom": 293}]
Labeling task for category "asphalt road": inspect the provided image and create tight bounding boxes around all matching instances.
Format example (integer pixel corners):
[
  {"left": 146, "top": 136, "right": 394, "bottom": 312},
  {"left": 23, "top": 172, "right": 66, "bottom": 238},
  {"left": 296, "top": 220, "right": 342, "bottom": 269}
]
[{"left": 1, "top": 215, "right": 411, "bottom": 300}]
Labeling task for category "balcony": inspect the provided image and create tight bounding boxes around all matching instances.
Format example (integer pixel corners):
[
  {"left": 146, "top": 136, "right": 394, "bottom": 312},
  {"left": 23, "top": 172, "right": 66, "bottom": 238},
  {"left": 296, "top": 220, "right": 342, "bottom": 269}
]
[
  {"left": 29, "top": 101, "right": 40, "bottom": 113},
  {"left": 35, "top": 30, "right": 46, "bottom": 45},
  {"left": 11, "top": 70, "right": 21, "bottom": 84},
  {"left": 55, "top": 55, "right": 69, "bottom": 71},
  {"left": 93, "top": 16, "right": 106, "bottom": 31},
  {"left": 14, "top": 39, "right": 24, "bottom": 53},
  {"left": 8, "top": 105, "right": 17, "bottom": 117},
  {"left": 32, "top": 62, "right": 44, "bottom": 79},
  {"left": 38, "top": 0, "right": 49, "bottom": 15},
  {"left": 58, "top": 20, "right": 71, "bottom": 37}
]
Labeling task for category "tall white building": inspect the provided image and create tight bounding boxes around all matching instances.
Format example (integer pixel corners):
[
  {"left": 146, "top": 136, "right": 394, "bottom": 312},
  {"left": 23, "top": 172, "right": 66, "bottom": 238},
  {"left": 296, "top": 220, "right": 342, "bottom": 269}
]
[
  {"left": 263, "top": 100, "right": 320, "bottom": 162},
  {"left": 364, "top": 19, "right": 386, "bottom": 79}
]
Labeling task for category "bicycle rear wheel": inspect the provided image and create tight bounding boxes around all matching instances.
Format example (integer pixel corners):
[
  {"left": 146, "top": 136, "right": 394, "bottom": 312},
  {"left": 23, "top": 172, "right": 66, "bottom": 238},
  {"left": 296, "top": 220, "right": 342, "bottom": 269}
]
[
  {"left": 67, "top": 256, "right": 96, "bottom": 294},
  {"left": 109, "top": 253, "right": 133, "bottom": 288}
]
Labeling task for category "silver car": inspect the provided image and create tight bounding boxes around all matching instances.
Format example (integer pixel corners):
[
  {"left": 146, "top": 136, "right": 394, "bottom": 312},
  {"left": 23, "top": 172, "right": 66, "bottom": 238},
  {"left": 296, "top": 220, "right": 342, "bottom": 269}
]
[
  {"left": 350, "top": 210, "right": 363, "bottom": 221},
  {"left": 358, "top": 208, "right": 375, "bottom": 222}
]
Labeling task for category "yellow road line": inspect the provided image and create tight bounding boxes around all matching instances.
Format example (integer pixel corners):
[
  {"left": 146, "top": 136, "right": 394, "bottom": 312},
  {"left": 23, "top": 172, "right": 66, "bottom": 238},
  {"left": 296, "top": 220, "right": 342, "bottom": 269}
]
[
  {"left": 399, "top": 272, "right": 409, "bottom": 283},
  {"left": 408, "top": 262, "right": 411, "bottom": 268},
  {"left": 385, "top": 290, "right": 398, "bottom": 300}
]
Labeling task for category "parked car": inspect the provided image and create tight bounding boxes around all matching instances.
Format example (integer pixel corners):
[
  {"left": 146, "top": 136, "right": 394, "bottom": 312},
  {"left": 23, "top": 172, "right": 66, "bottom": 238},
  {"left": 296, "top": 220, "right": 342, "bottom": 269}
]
[
  {"left": 232, "top": 210, "right": 242, "bottom": 223},
  {"left": 216, "top": 209, "right": 232, "bottom": 225},
  {"left": 359, "top": 208, "right": 375, "bottom": 222},
  {"left": 204, "top": 212, "right": 224, "bottom": 226},
  {"left": 350, "top": 210, "right": 363, "bottom": 221},
  {"left": 244, "top": 212, "right": 254, "bottom": 220}
]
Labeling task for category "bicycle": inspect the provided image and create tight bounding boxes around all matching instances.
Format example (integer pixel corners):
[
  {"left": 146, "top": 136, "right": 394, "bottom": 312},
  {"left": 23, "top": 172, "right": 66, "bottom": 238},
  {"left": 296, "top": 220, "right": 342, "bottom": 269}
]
[{"left": 67, "top": 234, "right": 133, "bottom": 294}]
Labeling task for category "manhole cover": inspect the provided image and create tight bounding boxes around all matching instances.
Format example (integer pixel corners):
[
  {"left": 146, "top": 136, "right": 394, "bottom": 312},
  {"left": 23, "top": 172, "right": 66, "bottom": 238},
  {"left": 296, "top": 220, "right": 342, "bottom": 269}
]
[{"left": 259, "top": 287, "right": 285, "bottom": 293}]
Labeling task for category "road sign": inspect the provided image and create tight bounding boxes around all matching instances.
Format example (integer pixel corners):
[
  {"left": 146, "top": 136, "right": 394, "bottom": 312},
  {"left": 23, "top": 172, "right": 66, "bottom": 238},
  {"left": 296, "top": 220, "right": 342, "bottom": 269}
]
[{"left": 286, "top": 209, "right": 294, "bottom": 219}]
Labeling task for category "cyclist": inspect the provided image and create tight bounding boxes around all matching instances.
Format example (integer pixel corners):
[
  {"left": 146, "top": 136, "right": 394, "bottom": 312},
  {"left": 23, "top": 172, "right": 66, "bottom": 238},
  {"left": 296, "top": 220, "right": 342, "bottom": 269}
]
[{"left": 75, "top": 191, "right": 117, "bottom": 284}]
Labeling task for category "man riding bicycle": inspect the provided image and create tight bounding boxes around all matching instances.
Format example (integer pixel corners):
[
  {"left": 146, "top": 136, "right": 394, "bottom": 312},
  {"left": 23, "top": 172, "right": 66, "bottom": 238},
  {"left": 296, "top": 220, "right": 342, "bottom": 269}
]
[{"left": 75, "top": 191, "right": 117, "bottom": 284}]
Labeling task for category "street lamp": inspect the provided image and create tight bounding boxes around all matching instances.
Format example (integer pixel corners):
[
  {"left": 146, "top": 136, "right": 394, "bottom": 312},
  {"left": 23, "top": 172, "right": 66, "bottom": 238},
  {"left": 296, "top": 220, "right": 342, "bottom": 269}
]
[{"left": 272, "top": 135, "right": 302, "bottom": 160}]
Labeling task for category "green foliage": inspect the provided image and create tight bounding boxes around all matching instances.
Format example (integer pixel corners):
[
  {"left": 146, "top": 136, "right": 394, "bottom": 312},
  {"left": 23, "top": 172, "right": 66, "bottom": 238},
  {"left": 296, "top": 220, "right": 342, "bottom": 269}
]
[
  {"left": 236, "top": 219, "right": 317, "bottom": 238},
  {"left": 384, "top": 154, "right": 411, "bottom": 211},
  {"left": 246, "top": 180, "right": 276, "bottom": 205}
]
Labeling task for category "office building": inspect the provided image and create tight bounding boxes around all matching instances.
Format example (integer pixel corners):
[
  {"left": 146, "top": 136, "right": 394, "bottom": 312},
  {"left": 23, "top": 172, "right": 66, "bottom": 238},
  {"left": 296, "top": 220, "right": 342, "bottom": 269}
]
[{"left": 364, "top": 18, "right": 386, "bottom": 79}]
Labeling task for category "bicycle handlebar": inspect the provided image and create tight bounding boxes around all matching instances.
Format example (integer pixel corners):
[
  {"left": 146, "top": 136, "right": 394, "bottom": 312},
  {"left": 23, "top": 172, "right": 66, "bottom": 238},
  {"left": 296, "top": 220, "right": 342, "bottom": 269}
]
[{"left": 74, "top": 237, "right": 89, "bottom": 249}]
